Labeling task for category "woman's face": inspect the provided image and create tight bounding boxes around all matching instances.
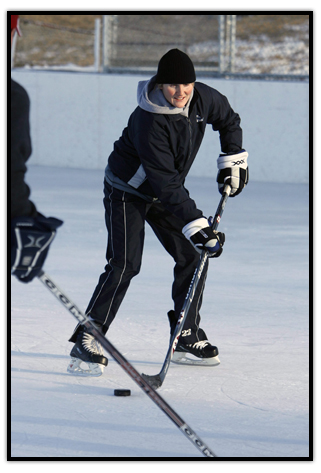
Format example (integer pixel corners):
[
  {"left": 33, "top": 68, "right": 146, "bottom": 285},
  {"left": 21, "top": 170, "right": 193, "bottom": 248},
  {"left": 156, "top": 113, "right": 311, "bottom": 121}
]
[{"left": 161, "top": 83, "right": 194, "bottom": 108}]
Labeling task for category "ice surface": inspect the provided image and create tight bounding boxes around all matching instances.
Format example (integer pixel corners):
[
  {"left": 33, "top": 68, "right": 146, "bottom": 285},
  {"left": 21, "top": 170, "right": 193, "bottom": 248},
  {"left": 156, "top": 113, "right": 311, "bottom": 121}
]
[{"left": 10, "top": 165, "right": 310, "bottom": 460}]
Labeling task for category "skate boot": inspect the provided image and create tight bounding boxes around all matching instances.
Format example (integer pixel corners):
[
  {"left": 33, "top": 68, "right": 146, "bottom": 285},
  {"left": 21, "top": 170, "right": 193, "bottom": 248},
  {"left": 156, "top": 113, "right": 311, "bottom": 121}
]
[
  {"left": 67, "top": 327, "right": 108, "bottom": 377},
  {"left": 168, "top": 310, "right": 220, "bottom": 366},
  {"left": 172, "top": 339, "right": 220, "bottom": 366}
]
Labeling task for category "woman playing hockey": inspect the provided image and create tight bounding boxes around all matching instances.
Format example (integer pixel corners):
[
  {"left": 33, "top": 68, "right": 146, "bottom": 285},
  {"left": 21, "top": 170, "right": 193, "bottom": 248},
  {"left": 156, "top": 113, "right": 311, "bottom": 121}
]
[{"left": 67, "top": 48, "right": 248, "bottom": 376}]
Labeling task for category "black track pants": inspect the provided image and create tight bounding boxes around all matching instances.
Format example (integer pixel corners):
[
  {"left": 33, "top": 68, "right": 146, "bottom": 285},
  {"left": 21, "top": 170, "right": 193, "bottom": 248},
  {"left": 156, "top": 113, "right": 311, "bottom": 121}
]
[{"left": 70, "top": 182, "right": 208, "bottom": 343}]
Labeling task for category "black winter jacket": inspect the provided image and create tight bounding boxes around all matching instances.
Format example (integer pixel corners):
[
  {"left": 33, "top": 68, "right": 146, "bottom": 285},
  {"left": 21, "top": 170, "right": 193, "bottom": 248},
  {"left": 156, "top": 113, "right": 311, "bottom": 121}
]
[
  {"left": 11, "top": 79, "right": 37, "bottom": 219},
  {"left": 108, "top": 81, "right": 243, "bottom": 224}
]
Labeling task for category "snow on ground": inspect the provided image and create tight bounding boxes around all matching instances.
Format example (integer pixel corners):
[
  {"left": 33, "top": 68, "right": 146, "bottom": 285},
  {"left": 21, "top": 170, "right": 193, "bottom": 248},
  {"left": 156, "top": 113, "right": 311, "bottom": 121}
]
[
  {"left": 22, "top": 31, "right": 310, "bottom": 76},
  {"left": 10, "top": 165, "right": 310, "bottom": 461},
  {"left": 16, "top": 16, "right": 309, "bottom": 76},
  {"left": 233, "top": 36, "right": 309, "bottom": 75},
  {"left": 188, "top": 22, "right": 309, "bottom": 76}
]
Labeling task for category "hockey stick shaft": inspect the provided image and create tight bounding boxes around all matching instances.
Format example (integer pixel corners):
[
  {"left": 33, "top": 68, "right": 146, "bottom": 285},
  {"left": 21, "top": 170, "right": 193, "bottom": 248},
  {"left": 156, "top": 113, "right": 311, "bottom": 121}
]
[
  {"left": 142, "top": 185, "right": 231, "bottom": 389},
  {"left": 37, "top": 270, "right": 217, "bottom": 458}
]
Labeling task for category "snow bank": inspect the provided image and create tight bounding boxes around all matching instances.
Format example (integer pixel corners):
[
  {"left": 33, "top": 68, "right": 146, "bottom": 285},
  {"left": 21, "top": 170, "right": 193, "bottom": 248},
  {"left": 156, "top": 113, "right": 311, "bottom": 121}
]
[{"left": 11, "top": 69, "right": 309, "bottom": 183}]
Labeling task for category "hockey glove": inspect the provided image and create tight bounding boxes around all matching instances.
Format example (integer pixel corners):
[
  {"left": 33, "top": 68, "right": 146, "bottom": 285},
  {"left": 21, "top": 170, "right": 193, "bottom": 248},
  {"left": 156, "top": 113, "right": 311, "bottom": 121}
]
[
  {"left": 217, "top": 150, "right": 249, "bottom": 197},
  {"left": 182, "top": 217, "right": 225, "bottom": 257},
  {"left": 11, "top": 214, "right": 63, "bottom": 283}
]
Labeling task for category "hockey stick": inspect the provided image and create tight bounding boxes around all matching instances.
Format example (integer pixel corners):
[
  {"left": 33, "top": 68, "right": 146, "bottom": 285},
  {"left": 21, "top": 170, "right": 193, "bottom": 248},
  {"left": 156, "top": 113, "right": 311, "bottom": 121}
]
[
  {"left": 37, "top": 270, "right": 217, "bottom": 458},
  {"left": 142, "top": 185, "right": 231, "bottom": 390}
]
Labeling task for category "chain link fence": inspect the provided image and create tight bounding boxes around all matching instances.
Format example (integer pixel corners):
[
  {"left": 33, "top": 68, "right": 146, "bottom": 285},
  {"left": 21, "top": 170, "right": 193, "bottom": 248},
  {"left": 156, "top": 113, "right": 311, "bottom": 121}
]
[
  {"left": 12, "top": 16, "right": 100, "bottom": 69},
  {"left": 102, "top": 15, "right": 223, "bottom": 70},
  {"left": 11, "top": 14, "right": 309, "bottom": 80}
]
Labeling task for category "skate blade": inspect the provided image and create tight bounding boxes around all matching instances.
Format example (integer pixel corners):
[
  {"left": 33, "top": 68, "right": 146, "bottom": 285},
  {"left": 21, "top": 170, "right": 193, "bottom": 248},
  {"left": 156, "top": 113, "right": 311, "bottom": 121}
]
[
  {"left": 171, "top": 351, "right": 220, "bottom": 366},
  {"left": 67, "top": 357, "right": 105, "bottom": 377}
]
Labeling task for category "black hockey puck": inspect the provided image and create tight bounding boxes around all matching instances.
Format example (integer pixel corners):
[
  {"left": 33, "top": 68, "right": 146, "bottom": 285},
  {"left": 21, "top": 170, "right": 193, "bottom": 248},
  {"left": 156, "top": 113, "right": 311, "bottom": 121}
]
[{"left": 114, "top": 389, "right": 131, "bottom": 397}]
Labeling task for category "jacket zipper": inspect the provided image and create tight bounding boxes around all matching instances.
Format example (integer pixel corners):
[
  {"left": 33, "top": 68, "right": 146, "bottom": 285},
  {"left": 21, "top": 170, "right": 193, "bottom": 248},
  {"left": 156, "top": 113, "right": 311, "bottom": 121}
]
[{"left": 187, "top": 117, "right": 193, "bottom": 163}]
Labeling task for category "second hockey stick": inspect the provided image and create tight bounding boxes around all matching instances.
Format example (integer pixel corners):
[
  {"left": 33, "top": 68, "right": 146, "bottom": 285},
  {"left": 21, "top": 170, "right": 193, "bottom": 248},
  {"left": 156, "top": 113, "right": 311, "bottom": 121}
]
[
  {"left": 37, "top": 270, "right": 217, "bottom": 458},
  {"left": 142, "top": 184, "right": 231, "bottom": 390}
]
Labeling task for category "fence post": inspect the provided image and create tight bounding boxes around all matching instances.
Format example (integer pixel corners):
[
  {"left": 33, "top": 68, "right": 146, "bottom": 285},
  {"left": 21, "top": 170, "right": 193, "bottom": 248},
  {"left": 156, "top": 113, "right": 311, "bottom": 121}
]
[
  {"left": 225, "top": 15, "right": 231, "bottom": 72},
  {"left": 94, "top": 18, "right": 101, "bottom": 72},
  {"left": 11, "top": 32, "right": 18, "bottom": 69},
  {"left": 111, "top": 15, "right": 118, "bottom": 63},
  {"left": 230, "top": 15, "right": 236, "bottom": 73},
  {"left": 219, "top": 15, "right": 236, "bottom": 73},
  {"left": 102, "top": 15, "right": 118, "bottom": 72},
  {"left": 102, "top": 15, "right": 109, "bottom": 72},
  {"left": 219, "top": 15, "right": 225, "bottom": 73}
]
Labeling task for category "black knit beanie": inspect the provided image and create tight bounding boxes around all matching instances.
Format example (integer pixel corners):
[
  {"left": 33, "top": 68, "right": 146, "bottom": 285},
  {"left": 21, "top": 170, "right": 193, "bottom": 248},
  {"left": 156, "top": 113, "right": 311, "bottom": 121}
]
[{"left": 156, "top": 48, "right": 196, "bottom": 84}]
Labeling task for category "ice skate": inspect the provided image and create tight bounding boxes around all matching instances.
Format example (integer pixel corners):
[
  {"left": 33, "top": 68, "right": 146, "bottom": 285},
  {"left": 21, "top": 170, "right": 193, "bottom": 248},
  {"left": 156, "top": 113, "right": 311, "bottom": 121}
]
[
  {"left": 172, "top": 339, "right": 220, "bottom": 366},
  {"left": 67, "top": 328, "right": 108, "bottom": 377},
  {"left": 167, "top": 310, "right": 220, "bottom": 366}
]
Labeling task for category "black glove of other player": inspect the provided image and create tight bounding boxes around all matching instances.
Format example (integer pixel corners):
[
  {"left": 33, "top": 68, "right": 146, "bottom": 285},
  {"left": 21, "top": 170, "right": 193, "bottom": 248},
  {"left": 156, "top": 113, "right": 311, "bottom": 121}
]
[
  {"left": 11, "top": 214, "right": 63, "bottom": 283},
  {"left": 217, "top": 150, "right": 249, "bottom": 197},
  {"left": 182, "top": 217, "right": 225, "bottom": 257}
]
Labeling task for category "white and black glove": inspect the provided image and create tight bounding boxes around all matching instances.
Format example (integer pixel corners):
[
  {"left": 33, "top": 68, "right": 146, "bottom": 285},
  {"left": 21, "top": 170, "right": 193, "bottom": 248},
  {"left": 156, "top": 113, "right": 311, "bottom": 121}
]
[
  {"left": 217, "top": 150, "right": 249, "bottom": 197},
  {"left": 182, "top": 217, "right": 225, "bottom": 257},
  {"left": 11, "top": 214, "right": 63, "bottom": 283}
]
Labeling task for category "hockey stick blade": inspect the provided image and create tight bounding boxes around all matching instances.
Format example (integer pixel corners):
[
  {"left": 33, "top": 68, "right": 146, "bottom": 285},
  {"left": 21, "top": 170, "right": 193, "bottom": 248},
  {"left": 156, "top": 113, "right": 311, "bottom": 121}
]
[
  {"left": 142, "top": 184, "right": 231, "bottom": 390},
  {"left": 37, "top": 270, "right": 218, "bottom": 458},
  {"left": 141, "top": 373, "right": 163, "bottom": 390}
]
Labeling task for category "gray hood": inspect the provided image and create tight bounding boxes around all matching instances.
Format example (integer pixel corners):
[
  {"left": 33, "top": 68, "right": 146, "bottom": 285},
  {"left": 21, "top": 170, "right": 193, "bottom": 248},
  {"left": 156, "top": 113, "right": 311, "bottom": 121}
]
[{"left": 137, "top": 75, "right": 193, "bottom": 117}]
